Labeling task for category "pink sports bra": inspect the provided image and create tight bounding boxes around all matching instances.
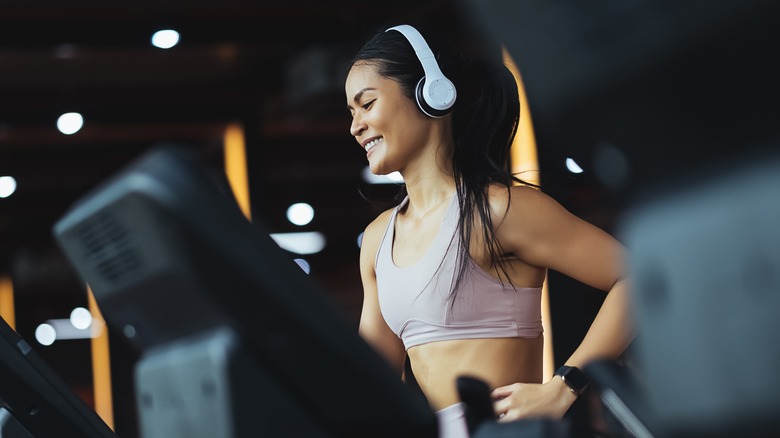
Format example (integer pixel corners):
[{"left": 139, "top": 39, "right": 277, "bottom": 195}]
[{"left": 375, "top": 194, "right": 543, "bottom": 350}]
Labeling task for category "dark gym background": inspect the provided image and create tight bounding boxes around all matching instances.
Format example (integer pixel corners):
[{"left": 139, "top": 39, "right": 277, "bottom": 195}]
[{"left": 1, "top": 1, "right": 778, "bottom": 436}]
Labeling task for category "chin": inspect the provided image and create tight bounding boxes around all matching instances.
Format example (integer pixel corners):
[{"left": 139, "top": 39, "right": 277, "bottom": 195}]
[
  {"left": 368, "top": 156, "right": 400, "bottom": 177},
  {"left": 368, "top": 162, "right": 388, "bottom": 176}
]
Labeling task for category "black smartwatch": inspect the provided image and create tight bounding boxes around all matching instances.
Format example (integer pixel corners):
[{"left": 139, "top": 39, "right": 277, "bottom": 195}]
[{"left": 554, "top": 365, "right": 590, "bottom": 396}]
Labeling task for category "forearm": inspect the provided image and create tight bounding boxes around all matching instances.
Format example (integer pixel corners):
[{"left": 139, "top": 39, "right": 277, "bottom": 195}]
[
  {"left": 562, "top": 278, "right": 635, "bottom": 370},
  {"left": 492, "top": 280, "right": 635, "bottom": 420}
]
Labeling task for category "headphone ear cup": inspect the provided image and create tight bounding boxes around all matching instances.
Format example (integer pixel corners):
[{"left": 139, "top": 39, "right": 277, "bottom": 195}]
[
  {"left": 386, "top": 25, "right": 457, "bottom": 118},
  {"left": 415, "top": 77, "right": 451, "bottom": 118}
]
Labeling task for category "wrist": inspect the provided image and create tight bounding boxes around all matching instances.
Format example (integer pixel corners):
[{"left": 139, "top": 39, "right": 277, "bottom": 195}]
[
  {"left": 551, "top": 375, "right": 577, "bottom": 399},
  {"left": 549, "top": 375, "right": 578, "bottom": 416},
  {"left": 553, "top": 365, "right": 590, "bottom": 398}
]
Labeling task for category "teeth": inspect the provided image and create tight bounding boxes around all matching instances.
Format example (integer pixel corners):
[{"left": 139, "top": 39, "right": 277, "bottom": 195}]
[{"left": 364, "top": 138, "right": 381, "bottom": 152}]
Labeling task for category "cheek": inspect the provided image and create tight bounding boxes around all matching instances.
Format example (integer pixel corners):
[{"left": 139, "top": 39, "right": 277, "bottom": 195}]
[
  {"left": 377, "top": 96, "right": 429, "bottom": 149},
  {"left": 395, "top": 115, "right": 429, "bottom": 147}
]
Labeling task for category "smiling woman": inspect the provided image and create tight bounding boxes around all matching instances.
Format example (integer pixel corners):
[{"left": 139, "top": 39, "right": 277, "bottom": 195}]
[{"left": 345, "top": 22, "right": 635, "bottom": 437}]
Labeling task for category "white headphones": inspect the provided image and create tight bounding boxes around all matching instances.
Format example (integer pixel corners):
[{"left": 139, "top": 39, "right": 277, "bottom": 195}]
[{"left": 386, "top": 24, "right": 457, "bottom": 118}]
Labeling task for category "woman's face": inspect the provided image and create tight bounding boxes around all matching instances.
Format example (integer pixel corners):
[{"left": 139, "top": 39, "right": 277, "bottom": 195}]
[{"left": 345, "top": 62, "right": 431, "bottom": 176}]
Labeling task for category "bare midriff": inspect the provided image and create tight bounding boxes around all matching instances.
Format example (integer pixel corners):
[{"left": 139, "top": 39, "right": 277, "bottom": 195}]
[{"left": 407, "top": 335, "right": 544, "bottom": 411}]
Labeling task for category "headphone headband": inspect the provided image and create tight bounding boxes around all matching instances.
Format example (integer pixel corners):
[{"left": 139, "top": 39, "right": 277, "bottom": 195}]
[{"left": 386, "top": 25, "right": 457, "bottom": 117}]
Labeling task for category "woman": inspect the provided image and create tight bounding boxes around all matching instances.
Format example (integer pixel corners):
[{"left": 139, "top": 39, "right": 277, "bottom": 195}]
[{"left": 346, "top": 23, "right": 634, "bottom": 437}]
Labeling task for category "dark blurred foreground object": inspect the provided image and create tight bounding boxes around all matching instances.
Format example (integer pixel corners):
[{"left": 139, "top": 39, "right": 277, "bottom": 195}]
[
  {"left": 457, "top": 375, "right": 496, "bottom": 434},
  {"left": 619, "top": 153, "right": 780, "bottom": 437},
  {"left": 584, "top": 359, "right": 656, "bottom": 438},
  {"left": 0, "top": 317, "right": 117, "bottom": 438},
  {"left": 473, "top": 419, "right": 572, "bottom": 438},
  {"left": 52, "top": 145, "right": 437, "bottom": 438}
]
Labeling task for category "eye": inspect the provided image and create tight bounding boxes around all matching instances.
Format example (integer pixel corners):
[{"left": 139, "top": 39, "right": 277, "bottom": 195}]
[{"left": 362, "top": 99, "right": 376, "bottom": 110}]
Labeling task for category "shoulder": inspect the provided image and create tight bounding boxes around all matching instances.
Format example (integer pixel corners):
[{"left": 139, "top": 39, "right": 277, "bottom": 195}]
[
  {"left": 363, "top": 207, "right": 395, "bottom": 242},
  {"left": 359, "top": 206, "right": 396, "bottom": 268},
  {"left": 487, "top": 183, "right": 575, "bottom": 251},
  {"left": 486, "top": 183, "right": 550, "bottom": 226}
]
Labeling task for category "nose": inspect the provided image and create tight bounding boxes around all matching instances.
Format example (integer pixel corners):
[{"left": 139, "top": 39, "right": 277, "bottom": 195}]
[{"left": 350, "top": 113, "right": 366, "bottom": 137}]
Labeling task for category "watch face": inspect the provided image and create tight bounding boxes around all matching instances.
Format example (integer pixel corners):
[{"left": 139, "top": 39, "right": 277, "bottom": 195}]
[{"left": 559, "top": 366, "right": 589, "bottom": 393}]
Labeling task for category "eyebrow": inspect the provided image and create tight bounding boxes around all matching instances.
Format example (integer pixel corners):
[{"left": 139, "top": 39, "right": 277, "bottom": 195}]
[{"left": 347, "top": 87, "right": 376, "bottom": 110}]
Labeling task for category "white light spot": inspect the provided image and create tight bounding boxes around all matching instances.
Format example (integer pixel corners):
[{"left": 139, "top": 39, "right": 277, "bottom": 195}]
[
  {"left": 151, "top": 29, "right": 180, "bottom": 49},
  {"left": 57, "top": 112, "right": 84, "bottom": 135},
  {"left": 70, "top": 307, "right": 92, "bottom": 330},
  {"left": 270, "top": 231, "right": 326, "bottom": 255},
  {"left": 362, "top": 167, "right": 404, "bottom": 184},
  {"left": 566, "top": 158, "right": 584, "bottom": 174},
  {"left": 357, "top": 232, "right": 364, "bottom": 248},
  {"left": 0, "top": 176, "right": 17, "bottom": 198},
  {"left": 287, "top": 203, "right": 314, "bottom": 226},
  {"left": 123, "top": 324, "right": 136, "bottom": 338},
  {"left": 294, "top": 258, "right": 311, "bottom": 274},
  {"left": 386, "top": 171, "right": 404, "bottom": 182},
  {"left": 35, "top": 324, "right": 57, "bottom": 346}
]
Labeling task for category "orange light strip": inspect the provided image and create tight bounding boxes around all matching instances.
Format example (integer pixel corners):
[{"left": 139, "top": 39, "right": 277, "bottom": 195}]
[
  {"left": 0, "top": 275, "right": 16, "bottom": 330},
  {"left": 504, "top": 54, "right": 541, "bottom": 187},
  {"left": 224, "top": 122, "right": 252, "bottom": 221},
  {"left": 504, "top": 49, "right": 555, "bottom": 381},
  {"left": 88, "top": 286, "right": 114, "bottom": 430}
]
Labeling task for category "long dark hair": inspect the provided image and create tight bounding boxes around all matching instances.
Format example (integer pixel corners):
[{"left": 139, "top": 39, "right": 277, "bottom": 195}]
[{"left": 351, "top": 23, "right": 534, "bottom": 294}]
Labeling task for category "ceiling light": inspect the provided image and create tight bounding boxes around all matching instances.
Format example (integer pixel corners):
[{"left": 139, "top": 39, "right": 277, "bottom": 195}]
[
  {"left": 294, "top": 258, "right": 311, "bottom": 274},
  {"left": 0, "top": 176, "right": 16, "bottom": 198},
  {"left": 57, "top": 112, "right": 83, "bottom": 135},
  {"left": 70, "top": 307, "right": 93, "bottom": 330},
  {"left": 566, "top": 158, "right": 584, "bottom": 174},
  {"left": 35, "top": 323, "right": 56, "bottom": 346},
  {"left": 151, "top": 29, "right": 180, "bottom": 49},
  {"left": 287, "top": 202, "right": 314, "bottom": 226}
]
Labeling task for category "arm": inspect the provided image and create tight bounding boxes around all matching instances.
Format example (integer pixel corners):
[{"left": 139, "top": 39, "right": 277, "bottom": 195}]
[
  {"left": 492, "top": 186, "right": 635, "bottom": 420},
  {"left": 358, "top": 212, "right": 407, "bottom": 375}
]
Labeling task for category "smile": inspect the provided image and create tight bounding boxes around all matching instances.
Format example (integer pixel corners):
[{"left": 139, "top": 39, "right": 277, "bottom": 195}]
[{"left": 364, "top": 137, "right": 383, "bottom": 153}]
